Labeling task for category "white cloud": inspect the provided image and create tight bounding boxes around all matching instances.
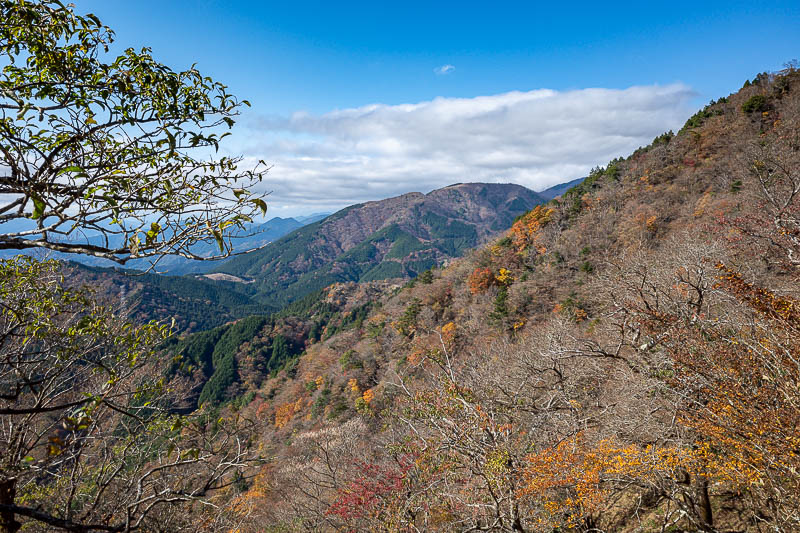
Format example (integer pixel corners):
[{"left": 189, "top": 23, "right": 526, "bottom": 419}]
[
  {"left": 434, "top": 64, "right": 455, "bottom": 75},
  {"left": 242, "top": 84, "right": 695, "bottom": 214}
]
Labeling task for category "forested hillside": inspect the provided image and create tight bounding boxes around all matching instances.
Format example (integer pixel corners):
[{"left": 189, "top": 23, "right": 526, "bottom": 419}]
[
  {"left": 214, "top": 183, "right": 544, "bottom": 308},
  {"left": 163, "top": 281, "right": 396, "bottom": 408},
  {"left": 180, "top": 67, "right": 800, "bottom": 532},
  {"left": 63, "top": 262, "right": 270, "bottom": 332}
]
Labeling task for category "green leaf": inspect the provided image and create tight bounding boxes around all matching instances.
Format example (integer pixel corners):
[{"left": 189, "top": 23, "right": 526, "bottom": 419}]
[
  {"left": 31, "top": 194, "right": 46, "bottom": 220},
  {"left": 166, "top": 130, "right": 176, "bottom": 155},
  {"left": 251, "top": 198, "right": 267, "bottom": 215},
  {"left": 146, "top": 222, "right": 160, "bottom": 244},
  {"left": 57, "top": 165, "right": 83, "bottom": 175}
]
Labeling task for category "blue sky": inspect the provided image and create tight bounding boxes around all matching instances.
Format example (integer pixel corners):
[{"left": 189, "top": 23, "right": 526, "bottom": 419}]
[{"left": 80, "top": 0, "right": 800, "bottom": 217}]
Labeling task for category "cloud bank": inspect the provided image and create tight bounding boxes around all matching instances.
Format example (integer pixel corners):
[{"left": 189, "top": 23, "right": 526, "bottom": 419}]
[{"left": 244, "top": 84, "right": 695, "bottom": 214}]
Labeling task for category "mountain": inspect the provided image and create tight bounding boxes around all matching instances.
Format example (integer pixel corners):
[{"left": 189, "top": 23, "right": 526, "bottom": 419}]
[
  {"left": 146, "top": 216, "right": 306, "bottom": 275},
  {"left": 536, "top": 176, "right": 585, "bottom": 199},
  {"left": 213, "top": 182, "right": 545, "bottom": 308},
  {"left": 294, "top": 212, "right": 331, "bottom": 224},
  {"left": 168, "top": 68, "right": 800, "bottom": 531}
]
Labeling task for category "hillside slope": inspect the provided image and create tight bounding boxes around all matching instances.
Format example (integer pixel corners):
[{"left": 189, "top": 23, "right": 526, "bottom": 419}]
[
  {"left": 182, "top": 67, "right": 800, "bottom": 532},
  {"left": 64, "top": 262, "right": 270, "bottom": 333},
  {"left": 215, "top": 183, "right": 544, "bottom": 307}
]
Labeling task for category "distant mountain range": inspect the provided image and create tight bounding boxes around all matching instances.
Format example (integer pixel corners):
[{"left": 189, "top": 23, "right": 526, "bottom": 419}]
[
  {"left": 294, "top": 212, "right": 330, "bottom": 224},
  {"left": 214, "top": 182, "right": 545, "bottom": 308},
  {"left": 0, "top": 214, "right": 329, "bottom": 275}
]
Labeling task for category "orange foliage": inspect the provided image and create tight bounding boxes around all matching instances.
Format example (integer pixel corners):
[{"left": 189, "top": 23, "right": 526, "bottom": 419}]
[
  {"left": 468, "top": 267, "right": 493, "bottom": 294},
  {"left": 665, "top": 264, "right": 800, "bottom": 494},
  {"left": 362, "top": 388, "right": 375, "bottom": 405},
  {"left": 522, "top": 435, "right": 711, "bottom": 528},
  {"left": 509, "top": 205, "right": 554, "bottom": 253},
  {"left": 645, "top": 215, "right": 657, "bottom": 232},
  {"left": 274, "top": 397, "right": 304, "bottom": 429}
]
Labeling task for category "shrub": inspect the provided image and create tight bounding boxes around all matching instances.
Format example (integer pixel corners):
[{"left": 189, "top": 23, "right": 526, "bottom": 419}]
[
  {"left": 468, "top": 267, "right": 494, "bottom": 294},
  {"left": 419, "top": 269, "right": 434, "bottom": 284},
  {"left": 339, "top": 349, "right": 363, "bottom": 370},
  {"left": 741, "top": 94, "right": 768, "bottom": 114},
  {"left": 312, "top": 386, "right": 331, "bottom": 418},
  {"left": 395, "top": 298, "right": 422, "bottom": 337},
  {"left": 490, "top": 286, "right": 509, "bottom": 322}
]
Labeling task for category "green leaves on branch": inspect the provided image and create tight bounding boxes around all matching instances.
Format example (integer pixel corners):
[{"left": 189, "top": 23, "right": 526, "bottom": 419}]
[
  {"left": 30, "top": 193, "right": 46, "bottom": 220},
  {"left": 1, "top": 0, "right": 270, "bottom": 264}
]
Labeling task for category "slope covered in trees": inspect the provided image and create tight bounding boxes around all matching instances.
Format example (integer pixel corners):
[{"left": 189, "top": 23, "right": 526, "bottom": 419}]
[
  {"left": 184, "top": 66, "right": 800, "bottom": 532},
  {"left": 62, "top": 262, "right": 270, "bottom": 333},
  {"left": 162, "top": 281, "right": 398, "bottom": 408}
]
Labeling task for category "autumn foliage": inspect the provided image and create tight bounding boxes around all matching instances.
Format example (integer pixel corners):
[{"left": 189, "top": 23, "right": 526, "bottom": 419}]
[
  {"left": 509, "top": 205, "right": 554, "bottom": 253},
  {"left": 196, "top": 68, "right": 800, "bottom": 532},
  {"left": 326, "top": 459, "right": 412, "bottom": 521},
  {"left": 468, "top": 267, "right": 494, "bottom": 294}
]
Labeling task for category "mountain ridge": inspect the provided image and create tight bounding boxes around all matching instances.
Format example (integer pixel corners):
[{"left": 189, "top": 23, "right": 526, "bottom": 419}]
[{"left": 214, "top": 182, "right": 545, "bottom": 307}]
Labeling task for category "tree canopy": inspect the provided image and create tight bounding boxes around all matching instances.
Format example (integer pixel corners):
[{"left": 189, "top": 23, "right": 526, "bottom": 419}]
[
  {"left": 0, "top": 0, "right": 269, "bottom": 267},
  {"left": 0, "top": 2, "right": 266, "bottom": 531}
]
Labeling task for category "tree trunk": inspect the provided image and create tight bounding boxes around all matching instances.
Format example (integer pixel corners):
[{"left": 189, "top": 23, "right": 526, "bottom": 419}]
[
  {"left": 695, "top": 477, "right": 714, "bottom": 531},
  {"left": 0, "top": 478, "right": 21, "bottom": 533}
]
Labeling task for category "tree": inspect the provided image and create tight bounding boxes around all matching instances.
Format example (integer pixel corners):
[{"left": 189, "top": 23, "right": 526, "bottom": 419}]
[
  {"left": 0, "top": 2, "right": 267, "bottom": 530},
  {"left": 0, "top": 0, "right": 269, "bottom": 267},
  {"left": 0, "top": 258, "right": 259, "bottom": 532}
]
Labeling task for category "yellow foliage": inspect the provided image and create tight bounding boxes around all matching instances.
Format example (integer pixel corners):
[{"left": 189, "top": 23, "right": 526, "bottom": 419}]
[
  {"left": 495, "top": 268, "right": 513, "bottom": 286},
  {"left": 440, "top": 321, "right": 456, "bottom": 346},
  {"left": 694, "top": 190, "right": 713, "bottom": 217}
]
